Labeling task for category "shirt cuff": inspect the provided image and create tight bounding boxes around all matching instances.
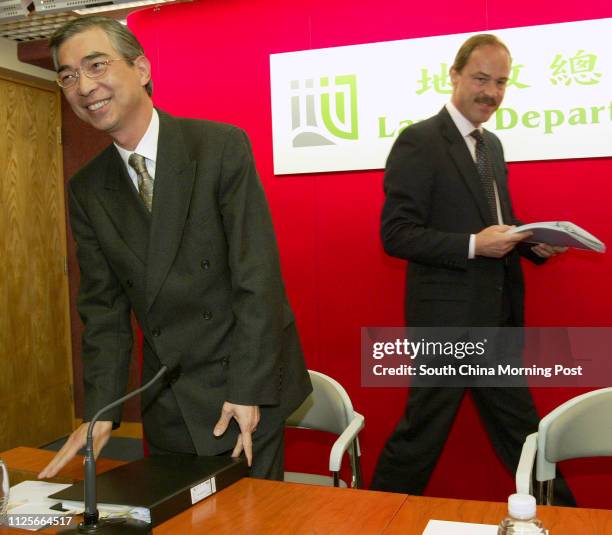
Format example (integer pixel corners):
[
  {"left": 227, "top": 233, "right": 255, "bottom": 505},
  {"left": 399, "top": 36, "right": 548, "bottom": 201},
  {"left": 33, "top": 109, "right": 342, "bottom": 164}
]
[{"left": 468, "top": 234, "right": 476, "bottom": 259}]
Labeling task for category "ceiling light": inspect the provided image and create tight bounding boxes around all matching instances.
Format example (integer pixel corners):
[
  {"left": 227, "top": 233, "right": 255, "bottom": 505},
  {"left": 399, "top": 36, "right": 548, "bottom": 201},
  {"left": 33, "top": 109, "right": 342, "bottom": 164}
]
[{"left": 73, "top": 0, "right": 177, "bottom": 15}]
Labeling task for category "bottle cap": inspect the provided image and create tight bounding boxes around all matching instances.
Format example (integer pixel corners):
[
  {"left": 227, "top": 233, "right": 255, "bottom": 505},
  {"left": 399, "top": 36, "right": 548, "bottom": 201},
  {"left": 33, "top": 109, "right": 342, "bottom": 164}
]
[{"left": 508, "top": 493, "right": 537, "bottom": 519}]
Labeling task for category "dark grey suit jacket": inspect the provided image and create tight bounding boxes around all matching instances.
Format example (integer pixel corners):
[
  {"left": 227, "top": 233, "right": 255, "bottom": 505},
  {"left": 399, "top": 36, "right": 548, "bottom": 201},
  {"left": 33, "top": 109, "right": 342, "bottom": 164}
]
[
  {"left": 69, "top": 110, "right": 311, "bottom": 455},
  {"left": 381, "top": 107, "right": 544, "bottom": 328}
]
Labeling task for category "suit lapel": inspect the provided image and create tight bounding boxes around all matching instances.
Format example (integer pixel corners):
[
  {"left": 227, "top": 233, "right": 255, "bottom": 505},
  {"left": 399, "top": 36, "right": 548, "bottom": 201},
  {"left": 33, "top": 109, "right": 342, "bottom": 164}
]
[
  {"left": 94, "top": 146, "right": 150, "bottom": 264},
  {"left": 145, "top": 111, "right": 197, "bottom": 311},
  {"left": 438, "top": 108, "right": 495, "bottom": 226}
]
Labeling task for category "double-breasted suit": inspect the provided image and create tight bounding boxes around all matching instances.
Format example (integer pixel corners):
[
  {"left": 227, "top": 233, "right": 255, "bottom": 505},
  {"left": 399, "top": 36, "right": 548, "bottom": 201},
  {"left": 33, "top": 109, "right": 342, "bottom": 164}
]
[{"left": 69, "top": 110, "right": 311, "bottom": 465}]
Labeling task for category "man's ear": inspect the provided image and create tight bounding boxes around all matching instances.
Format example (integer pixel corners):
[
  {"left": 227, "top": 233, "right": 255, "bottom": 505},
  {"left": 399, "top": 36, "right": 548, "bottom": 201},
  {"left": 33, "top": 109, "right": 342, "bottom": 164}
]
[
  {"left": 449, "top": 66, "right": 459, "bottom": 88},
  {"left": 134, "top": 55, "right": 152, "bottom": 89}
]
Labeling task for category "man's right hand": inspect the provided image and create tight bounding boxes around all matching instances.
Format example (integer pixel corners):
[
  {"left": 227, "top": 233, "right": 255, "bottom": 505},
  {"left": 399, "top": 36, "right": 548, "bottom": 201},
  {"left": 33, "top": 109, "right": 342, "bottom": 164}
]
[
  {"left": 475, "top": 225, "right": 532, "bottom": 258},
  {"left": 37, "top": 420, "right": 113, "bottom": 479}
]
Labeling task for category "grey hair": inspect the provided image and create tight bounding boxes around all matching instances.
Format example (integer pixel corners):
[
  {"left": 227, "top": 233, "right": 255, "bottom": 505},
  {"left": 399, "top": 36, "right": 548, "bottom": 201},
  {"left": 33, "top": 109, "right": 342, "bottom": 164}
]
[{"left": 49, "top": 16, "right": 153, "bottom": 96}]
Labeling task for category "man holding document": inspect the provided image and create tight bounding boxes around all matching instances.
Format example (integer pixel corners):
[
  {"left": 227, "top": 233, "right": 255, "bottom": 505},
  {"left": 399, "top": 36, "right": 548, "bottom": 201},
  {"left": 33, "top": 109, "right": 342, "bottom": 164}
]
[{"left": 371, "top": 34, "right": 574, "bottom": 503}]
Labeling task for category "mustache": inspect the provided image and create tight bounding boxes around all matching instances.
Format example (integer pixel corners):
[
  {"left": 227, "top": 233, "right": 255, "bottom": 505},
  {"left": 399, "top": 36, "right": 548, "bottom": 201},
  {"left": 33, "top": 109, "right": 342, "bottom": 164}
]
[{"left": 475, "top": 95, "right": 498, "bottom": 106}]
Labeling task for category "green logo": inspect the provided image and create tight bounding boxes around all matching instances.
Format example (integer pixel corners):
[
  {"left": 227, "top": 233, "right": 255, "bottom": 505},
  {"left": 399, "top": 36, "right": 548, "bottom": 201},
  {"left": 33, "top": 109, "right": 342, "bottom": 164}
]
[{"left": 290, "top": 74, "right": 358, "bottom": 147}]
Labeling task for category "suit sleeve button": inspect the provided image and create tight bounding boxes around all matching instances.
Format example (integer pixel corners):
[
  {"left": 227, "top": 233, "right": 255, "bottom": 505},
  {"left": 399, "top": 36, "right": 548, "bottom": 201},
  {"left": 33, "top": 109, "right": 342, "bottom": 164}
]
[
  {"left": 200, "top": 260, "right": 210, "bottom": 270},
  {"left": 202, "top": 311, "right": 213, "bottom": 321},
  {"left": 152, "top": 328, "right": 161, "bottom": 337}
]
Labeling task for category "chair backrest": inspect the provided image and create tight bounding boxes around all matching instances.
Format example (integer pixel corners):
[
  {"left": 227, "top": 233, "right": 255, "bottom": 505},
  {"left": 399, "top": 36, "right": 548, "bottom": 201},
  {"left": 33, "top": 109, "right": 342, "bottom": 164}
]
[
  {"left": 537, "top": 387, "right": 612, "bottom": 481},
  {"left": 286, "top": 370, "right": 355, "bottom": 436}
]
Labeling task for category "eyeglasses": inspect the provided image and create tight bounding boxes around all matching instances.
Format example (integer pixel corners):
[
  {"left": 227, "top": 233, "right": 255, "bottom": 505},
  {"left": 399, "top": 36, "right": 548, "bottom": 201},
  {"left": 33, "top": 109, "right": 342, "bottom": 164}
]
[{"left": 56, "top": 58, "right": 125, "bottom": 89}]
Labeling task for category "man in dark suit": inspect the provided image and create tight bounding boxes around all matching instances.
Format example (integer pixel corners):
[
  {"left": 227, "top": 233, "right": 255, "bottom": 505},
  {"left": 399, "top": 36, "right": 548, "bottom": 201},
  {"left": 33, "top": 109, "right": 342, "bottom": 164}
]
[
  {"left": 371, "top": 34, "right": 571, "bottom": 500},
  {"left": 38, "top": 16, "right": 311, "bottom": 481}
]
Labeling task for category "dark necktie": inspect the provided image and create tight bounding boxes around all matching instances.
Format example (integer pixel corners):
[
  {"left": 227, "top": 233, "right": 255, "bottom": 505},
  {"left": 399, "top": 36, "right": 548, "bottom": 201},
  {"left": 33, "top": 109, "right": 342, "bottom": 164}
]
[
  {"left": 470, "top": 129, "right": 498, "bottom": 223},
  {"left": 128, "top": 153, "right": 154, "bottom": 212}
]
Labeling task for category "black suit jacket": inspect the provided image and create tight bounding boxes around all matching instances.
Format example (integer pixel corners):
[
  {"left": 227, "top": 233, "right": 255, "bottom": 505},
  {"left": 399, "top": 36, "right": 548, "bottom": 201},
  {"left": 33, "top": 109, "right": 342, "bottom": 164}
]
[
  {"left": 69, "top": 110, "right": 311, "bottom": 455},
  {"left": 381, "top": 107, "right": 543, "bottom": 328}
]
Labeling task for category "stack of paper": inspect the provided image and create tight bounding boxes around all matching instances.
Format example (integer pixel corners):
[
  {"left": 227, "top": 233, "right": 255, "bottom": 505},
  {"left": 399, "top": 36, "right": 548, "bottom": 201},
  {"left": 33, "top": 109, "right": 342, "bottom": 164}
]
[
  {"left": 7, "top": 481, "right": 72, "bottom": 531},
  {"left": 508, "top": 221, "right": 605, "bottom": 252}
]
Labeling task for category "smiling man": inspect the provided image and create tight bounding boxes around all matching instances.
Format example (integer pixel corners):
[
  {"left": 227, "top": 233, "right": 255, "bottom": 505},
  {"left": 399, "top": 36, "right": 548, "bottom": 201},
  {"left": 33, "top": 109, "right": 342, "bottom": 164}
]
[
  {"left": 371, "top": 34, "right": 573, "bottom": 502},
  {"left": 38, "top": 16, "right": 311, "bottom": 480}
]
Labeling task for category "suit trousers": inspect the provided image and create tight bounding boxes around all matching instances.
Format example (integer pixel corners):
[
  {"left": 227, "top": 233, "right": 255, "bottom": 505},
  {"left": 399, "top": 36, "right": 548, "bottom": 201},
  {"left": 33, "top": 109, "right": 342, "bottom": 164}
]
[
  {"left": 371, "top": 279, "right": 576, "bottom": 505},
  {"left": 146, "top": 415, "right": 285, "bottom": 481}
]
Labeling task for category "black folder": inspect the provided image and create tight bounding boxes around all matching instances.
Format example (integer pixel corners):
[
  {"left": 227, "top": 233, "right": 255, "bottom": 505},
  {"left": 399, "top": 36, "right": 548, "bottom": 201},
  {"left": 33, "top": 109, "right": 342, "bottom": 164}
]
[{"left": 49, "top": 454, "right": 248, "bottom": 526}]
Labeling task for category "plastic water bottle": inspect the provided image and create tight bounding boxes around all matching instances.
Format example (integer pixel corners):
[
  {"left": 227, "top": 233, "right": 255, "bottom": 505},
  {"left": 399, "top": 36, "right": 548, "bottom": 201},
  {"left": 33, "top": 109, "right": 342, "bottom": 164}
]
[
  {"left": 498, "top": 494, "right": 547, "bottom": 534},
  {"left": 0, "top": 459, "right": 8, "bottom": 523}
]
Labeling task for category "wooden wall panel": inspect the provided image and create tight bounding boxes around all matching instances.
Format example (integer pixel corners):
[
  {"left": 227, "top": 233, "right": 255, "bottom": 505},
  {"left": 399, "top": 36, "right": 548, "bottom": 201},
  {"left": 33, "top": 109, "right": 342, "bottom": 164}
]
[{"left": 0, "top": 69, "right": 74, "bottom": 450}]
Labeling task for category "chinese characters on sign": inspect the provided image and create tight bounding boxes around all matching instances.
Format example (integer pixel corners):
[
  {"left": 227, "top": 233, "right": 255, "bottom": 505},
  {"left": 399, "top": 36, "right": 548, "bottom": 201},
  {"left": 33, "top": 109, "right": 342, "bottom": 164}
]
[
  {"left": 415, "top": 51, "right": 601, "bottom": 95},
  {"left": 270, "top": 18, "right": 612, "bottom": 174},
  {"left": 550, "top": 50, "right": 603, "bottom": 86}
]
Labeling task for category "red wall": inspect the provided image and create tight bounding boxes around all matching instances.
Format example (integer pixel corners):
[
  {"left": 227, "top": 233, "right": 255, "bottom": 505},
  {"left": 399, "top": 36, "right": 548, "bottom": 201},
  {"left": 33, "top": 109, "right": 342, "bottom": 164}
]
[{"left": 128, "top": 0, "right": 612, "bottom": 507}]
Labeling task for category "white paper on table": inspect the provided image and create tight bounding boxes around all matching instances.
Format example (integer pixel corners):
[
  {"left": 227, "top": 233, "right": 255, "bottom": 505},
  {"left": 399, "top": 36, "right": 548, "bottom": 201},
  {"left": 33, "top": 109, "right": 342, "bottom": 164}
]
[
  {"left": 8, "top": 480, "right": 151, "bottom": 527},
  {"left": 8, "top": 480, "right": 72, "bottom": 513},
  {"left": 422, "top": 519, "right": 498, "bottom": 534},
  {"left": 60, "top": 499, "right": 151, "bottom": 524},
  {"left": 7, "top": 481, "right": 74, "bottom": 531}
]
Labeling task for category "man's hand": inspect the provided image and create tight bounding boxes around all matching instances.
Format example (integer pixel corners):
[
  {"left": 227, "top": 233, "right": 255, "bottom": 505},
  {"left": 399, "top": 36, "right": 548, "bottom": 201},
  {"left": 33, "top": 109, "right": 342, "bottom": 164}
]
[
  {"left": 475, "top": 225, "right": 532, "bottom": 258},
  {"left": 531, "top": 243, "right": 569, "bottom": 258},
  {"left": 37, "top": 420, "right": 113, "bottom": 479},
  {"left": 213, "top": 402, "right": 260, "bottom": 467}
]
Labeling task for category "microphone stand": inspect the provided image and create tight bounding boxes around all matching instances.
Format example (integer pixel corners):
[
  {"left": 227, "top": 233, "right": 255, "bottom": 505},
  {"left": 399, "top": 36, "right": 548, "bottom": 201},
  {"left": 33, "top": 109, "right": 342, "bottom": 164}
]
[{"left": 62, "top": 366, "right": 168, "bottom": 534}]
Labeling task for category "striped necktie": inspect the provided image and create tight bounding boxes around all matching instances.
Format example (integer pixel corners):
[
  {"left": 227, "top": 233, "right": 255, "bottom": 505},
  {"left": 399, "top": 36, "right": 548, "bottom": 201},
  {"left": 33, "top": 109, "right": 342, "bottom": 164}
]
[
  {"left": 128, "top": 153, "right": 154, "bottom": 212},
  {"left": 470, "top": 130, "right": 498, "bottom": 223}
]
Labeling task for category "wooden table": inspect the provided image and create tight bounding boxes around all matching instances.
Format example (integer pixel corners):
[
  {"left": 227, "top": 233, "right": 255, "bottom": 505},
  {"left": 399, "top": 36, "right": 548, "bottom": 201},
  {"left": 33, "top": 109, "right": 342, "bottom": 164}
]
[
  {"left": 2, "top": 448, "right": 611, "bottom": 534},
  {"left": 384, "top": 494, "right": 612, "bottom": 535}
]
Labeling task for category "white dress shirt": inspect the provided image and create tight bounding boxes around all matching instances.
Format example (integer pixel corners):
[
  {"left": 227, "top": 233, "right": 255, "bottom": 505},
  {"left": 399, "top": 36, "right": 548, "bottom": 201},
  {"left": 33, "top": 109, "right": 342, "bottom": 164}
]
[
  {"left": 114, "top": 108, "right": 160, "bottom": 191},
  {"left": 445, "top": 102, "right": 504, "bottom": 258}
]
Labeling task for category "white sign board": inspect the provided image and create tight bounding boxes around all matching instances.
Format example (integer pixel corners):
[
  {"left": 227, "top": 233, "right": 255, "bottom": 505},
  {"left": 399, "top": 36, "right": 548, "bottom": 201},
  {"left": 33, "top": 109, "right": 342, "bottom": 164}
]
[{"left": 270, "top": 18, "right": 612, "bottom": 175}]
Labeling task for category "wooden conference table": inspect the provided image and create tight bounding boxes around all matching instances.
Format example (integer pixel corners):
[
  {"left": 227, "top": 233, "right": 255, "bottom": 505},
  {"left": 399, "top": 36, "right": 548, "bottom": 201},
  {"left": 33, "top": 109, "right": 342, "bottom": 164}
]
[{"left": 1, "top": 447, "right": 611, "bottom": 534}]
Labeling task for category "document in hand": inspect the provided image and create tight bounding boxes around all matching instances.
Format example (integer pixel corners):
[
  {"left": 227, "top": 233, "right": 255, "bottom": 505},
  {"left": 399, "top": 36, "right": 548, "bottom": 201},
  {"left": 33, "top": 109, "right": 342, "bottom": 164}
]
[
  {"left": 508, "top": 221, "right": 606, "bottom": 253},
  {"left": 49, "top": 454, "right": 248, "bottom": 526}
]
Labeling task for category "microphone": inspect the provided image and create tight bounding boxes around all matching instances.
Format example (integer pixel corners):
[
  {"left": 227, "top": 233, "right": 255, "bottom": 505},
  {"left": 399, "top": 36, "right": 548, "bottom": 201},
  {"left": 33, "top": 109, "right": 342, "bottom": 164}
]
[{"left": 62, "top": 365, "right": 170, "bottom": 534}]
